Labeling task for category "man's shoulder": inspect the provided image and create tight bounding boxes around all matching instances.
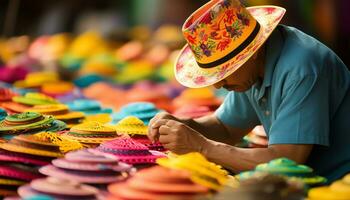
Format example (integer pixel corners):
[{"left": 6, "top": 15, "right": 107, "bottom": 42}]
[{"left": 275, "top": 25, "right": 344, "bottom": 77}]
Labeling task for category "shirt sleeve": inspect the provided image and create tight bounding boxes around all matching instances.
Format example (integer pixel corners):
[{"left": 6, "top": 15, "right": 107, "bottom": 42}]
[
  {"left": 269, "top": 75, "right": 329, "bottom": 146},
  {"left": 215, "top": 91, "right": 260, "bottom": 129}
]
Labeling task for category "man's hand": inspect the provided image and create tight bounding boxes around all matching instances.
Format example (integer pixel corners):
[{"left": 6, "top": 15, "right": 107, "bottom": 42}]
[{"left": 148, "top": 112, "right": 184, "bottom": 143}]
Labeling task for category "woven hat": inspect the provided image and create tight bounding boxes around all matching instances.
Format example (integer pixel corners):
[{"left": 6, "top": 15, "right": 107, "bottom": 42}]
[
  {"left": 33, "top": 132, "right": 83, "bottom": 153},
  {"left": 112, "top": 102, "right": 161, "bottom": 125},
  {"left": 0, "top": 112, "right": 55, "bottom": 134},
  {"left": 18, "top": 177, "right": 98, "bottom": 200},
  {"left": 0, "top": 134, "right": 63, "bottom": 157},
  {"left": 64, "top": 122, "right": 119, "bottom": 145},
  {"left": 210, "top": 173, "right": 304, "bottom": 200},
  {"left": 66, "top": 99, "right": 112, "bottom": 116},
  {"left": 175, "top": 0, "right": 285, "bottom": 88},
  {"left": 239, "top": 158, "right": 327, "bottom": 186},
  {"left": 96, "top": 138, "right": 166, "bottom": 164},
  {"left": 157, "top": 152, "right": 229, "bottom": 190},
  {"left": 0, "top": 88, "right": 17, "bottom": 102},
  {"left": 26, "top": 104, "right": 85, "bottom": 127},
  {"left": 0, "top": 165, "right": 43, "bottom": 182},
  {"left": 108, "top": 166, "right": 208, "bottom": 200},
  {"left": 40, "top": 149, "right": 132, "bottom": 184},
  {"left": 13, "top": 72, "right": 59, "bottom": 88},
  {"left": 0, "top": 149, "right": 50, "bottom": 166},
  {"left": 41, "top": 81, "right": 74, "bottom": 97},
  {"left": 12, "top": 93, "right": 59, "bottom": 106},
  {"left": 0, "top": 102, "right": 31, "bottom": 113},
  {"left": 308, "top": 174, "right": 350, "bottom": 200},
  {"left": 114, "top": 116, "right": 165, "bottom": 151},
  {"left": 0, "top": 109, "right": 7, "bottom": 121}
]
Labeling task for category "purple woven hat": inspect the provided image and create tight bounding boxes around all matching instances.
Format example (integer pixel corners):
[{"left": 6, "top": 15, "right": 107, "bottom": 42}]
[
  {"left": 39, "top": 149, "right": 132, "bottom": 184},
  {"left": 96, "top": 138, "right": 166, "bottom": 165},
  {"left": 18, "top": 177, "right": 98, "bottom": 200}
]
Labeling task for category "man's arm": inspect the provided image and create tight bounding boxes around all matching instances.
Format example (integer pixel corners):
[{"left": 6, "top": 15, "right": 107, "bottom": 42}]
[{"left": 202, "top": 140, "right": 313, "bottom": 172}]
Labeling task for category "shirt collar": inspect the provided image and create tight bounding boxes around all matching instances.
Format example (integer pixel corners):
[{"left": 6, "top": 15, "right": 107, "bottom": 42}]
[{"left": 256, "top": 26, "right": 284, "bottom": 100}]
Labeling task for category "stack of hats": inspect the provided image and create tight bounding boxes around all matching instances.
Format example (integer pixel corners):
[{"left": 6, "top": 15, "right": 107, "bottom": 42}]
[
  {"left": 0, "top": 88, "right": 17, "bottom": 102},
  {"left": 243, "top": 125, "right": 268, "bottom": 148},
  {"left": 96, "top": 137, "right": 165, "bottom": 165},
  {"left": 64, "top": 122, "right": 119, "bottom": 147},
  {"left": 40, "top": 149, "right": 133, "bottom": 185},
  {"left": 0, "top": 89, "right": 28, "bottom": 113},
  {"left": 66, "top": 99, "right": 112, "bottom": 116},
  {"left": 239, "top": 158, "right": 327, "bottom": 187},
  {"left": 13, "top": 72, "right": 59, "bottom": 89},
  {"left": 157, "top": 152, "right": 229, "bottom": 191},
  {"left": 0, "top": 134, "right": 63, "bottom": 197},
  {"left": 0, "top": 112, "right": 62, "bottom": 135},
  {"left": 308, "top": 173, "right": 350, "bottom": 200},
  {"left": 27, "top": 104, "right": 85, "bottom": 128},
  {"left": 12, "top": 93, "right": 59, "bottom": 106},
  {"left": 112, "top": 102, "right": 161, "bottom": 125},
  {"left": 172, "top": 88, "right": 222, "bottom": 111},
  {"left": 203, "top": 173, "right": 305, "bottom": 200},
  {"left": 173, "top": 105, "right": 213, "bottom": 119},
  {"left": 18, "top": 177, "right": 99, "bottom": 200},
  {"left": 41, "top": 81, "right": 75, "bottom": 97},
  {"left": 107, "top": 166, "right": 209, "bottom": 200},
  {"left": 114, "top": 116, "right": 164, "bottom": 151}
]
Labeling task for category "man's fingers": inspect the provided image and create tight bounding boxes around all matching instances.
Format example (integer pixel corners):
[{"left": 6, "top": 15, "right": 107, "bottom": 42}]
[
  {"left": 147, "top": 127, "right": 159, "bottom": 143},
  {"left": 159, "top": 124, "right": 171, "bottom": 135},
  {"left": 151, "top": 119, "right": 169, "bottom": 129}
]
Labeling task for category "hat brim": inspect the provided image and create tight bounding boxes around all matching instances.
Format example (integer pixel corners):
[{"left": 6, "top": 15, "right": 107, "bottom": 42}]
[
  {"left": 175, "top": 6, "right": 286, "bottom": 88},
  {"left": 0, "top": 143, "right": 63, "bottom": 157}
]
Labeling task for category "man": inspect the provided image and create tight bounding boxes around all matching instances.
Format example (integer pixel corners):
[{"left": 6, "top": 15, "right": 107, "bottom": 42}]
[{"left": 148, "top": 0, "right": 350, "bottom": 182}]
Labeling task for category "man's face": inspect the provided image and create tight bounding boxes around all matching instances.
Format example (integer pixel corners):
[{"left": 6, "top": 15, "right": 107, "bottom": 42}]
[{"left": 213, "top": 54, "right": 263, "bottom": 92}]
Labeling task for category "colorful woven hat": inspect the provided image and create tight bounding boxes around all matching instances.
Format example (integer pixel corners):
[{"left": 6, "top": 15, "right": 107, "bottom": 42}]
[
  {"left": 107, "top": 166, "right": 209, "bottom": 200},
  {"left": 40, "top": 149, "right": 132, "bottom": 184},
  {"left": 1, "top": 102, "right": 31, "bottom": 114},
  {"left": 0, "top": 112, "right": 55, "bottom": 134},
  {"left": 207, "top": 173, "right": 304, "bottom": 200},
  {"left": 96, "top": 138, "right": 166, "bottom": 165},
  {"left": 175, "top": 0, "right": 285, "bottom": 88},
  {"left": 0, "top": 165, "right": 43, "bottom": 182},
  {"left": 239, "top": 158, "right": 327, "bottom": 186},
  {"left": 157, "top": 152, "right": 229, "bottom": 190},
  {"left": 173, "top": 105, "right": 213, "bottom": 119},
  {"left": 12, "top": 93, "right": 59, "bottom": 106},
  {"left": 308, "top": 174, "right": 350, "bottom": 200},
  {"left": 66, "top": 99, "right": 112, "bottom": 115},
  {"left": 18, "top": 177, "right": 99, "bottom": 200},
  {"left": 114, "top": 116, "right": 165, "bottom": 151},
  {"left": 26, "top": 104, "right": 85, "bottom": 127},
  {"left": 0, "top": 149, "right": 50, "bottom": 166},
  {"left": 112, "top": 102, "right": 161, "bottom": 125},
  {"left": 33, "top": 132, "right": 83, "bottom": 153},
  {"left": 0, "top": 109, "right": 7, "bottom": 121},
  {"left": 0, "top": 88, "right": 17, "bottom": 102},
  {"left": 0, "top": 134, "right": 63, "bottom": 157},
  {"left": 13, "top": 72, "right": 59, "bottom": 88},
  {"left": 173, "top": 88, "right": 222, "bottom": 109},
  {"left": 64, "top": 122, "right": 118, "bottom": 145},
  {"left": 41, "top": 81, "right": 74, "bottom": 97}
]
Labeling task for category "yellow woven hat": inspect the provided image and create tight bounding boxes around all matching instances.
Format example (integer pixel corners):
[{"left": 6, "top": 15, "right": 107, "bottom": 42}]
[
  {"left": 308, "top": 174, "right": 350, "bottom": 200},
  {"left": 175, "top": 0, "right": 285, "bottom": 88},
  {"left": 0, "top": 134, "right": 63, "bottom": 157},
  {"left": 65, "top": 121, "right": 119, "bottom": 144},
  {"left": 115, "top": 116, "right": 148, "bottom": 135},
  {"left": 157, "top": 152, "right": 229, "bottom": 190}
]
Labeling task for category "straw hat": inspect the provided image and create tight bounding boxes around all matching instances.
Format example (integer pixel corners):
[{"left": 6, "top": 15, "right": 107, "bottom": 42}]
[{"left": 175, "top": 0, "right": 285, "bottom": 88}]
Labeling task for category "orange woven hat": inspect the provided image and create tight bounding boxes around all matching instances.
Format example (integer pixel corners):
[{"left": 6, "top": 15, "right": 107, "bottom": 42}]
[{"left": 175, "top": 0, "right": 285, "bottom": 88}]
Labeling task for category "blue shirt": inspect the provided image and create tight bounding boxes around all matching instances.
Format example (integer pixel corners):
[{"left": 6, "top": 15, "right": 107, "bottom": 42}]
[{"left": 215, "top": 25, "right": 350, "bottom": 182}]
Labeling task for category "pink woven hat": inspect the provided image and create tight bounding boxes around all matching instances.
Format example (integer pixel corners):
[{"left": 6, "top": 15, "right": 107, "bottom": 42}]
[
  {"left": 18, "top": 177, "right": 99, "bottom": 200},
  {"left": 0, "top": 149, "right": 50, "bottom": 166},
  {"left": 39, "top": 149, "right": 133, "bottom": 184},
  {"left": 107, "top": 166, "right": 208, "bottom": 200},
  {"left": 0, "top": 165, "right": 43, "bottom": 182},
  {"left": 96, "top": 138, "right": 166, "bottom": 165}
]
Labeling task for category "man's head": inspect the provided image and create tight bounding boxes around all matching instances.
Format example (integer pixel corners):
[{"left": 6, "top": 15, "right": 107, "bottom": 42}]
[{"left": 213, "top": 46, "right": 265, "bottom": 92}]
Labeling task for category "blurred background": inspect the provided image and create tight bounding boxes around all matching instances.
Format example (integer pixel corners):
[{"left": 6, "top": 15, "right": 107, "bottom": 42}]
[{"left": 0, "top": 0, "right": 348, "bottom": 66}]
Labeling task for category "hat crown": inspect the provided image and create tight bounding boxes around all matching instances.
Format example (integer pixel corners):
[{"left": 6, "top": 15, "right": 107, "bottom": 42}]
[{"left": 182, "top": 0, "right": 260, "bottom": 68}]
